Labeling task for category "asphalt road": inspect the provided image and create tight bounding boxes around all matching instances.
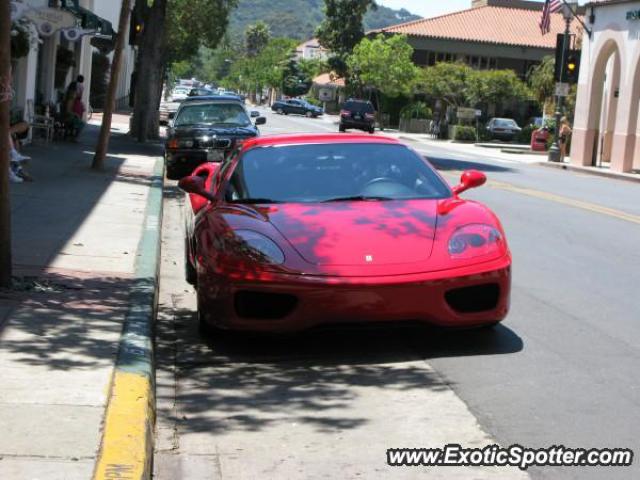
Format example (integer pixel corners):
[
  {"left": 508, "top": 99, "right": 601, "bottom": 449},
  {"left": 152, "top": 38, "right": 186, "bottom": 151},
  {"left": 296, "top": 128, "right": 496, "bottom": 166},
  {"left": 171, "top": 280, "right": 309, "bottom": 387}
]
[{"left": 154, "top": 109, "right": 639, "bottom": 479}]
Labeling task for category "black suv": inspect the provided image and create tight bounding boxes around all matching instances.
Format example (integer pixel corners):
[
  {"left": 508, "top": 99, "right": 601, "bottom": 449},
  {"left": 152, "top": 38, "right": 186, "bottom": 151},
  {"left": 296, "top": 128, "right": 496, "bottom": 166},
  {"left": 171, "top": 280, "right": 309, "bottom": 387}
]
[
  {"left": 339, "top": 99, "right": 376, "bottom": 134},
  {"left": 165, "top": 98, "right": 266, "bottom": 180}
]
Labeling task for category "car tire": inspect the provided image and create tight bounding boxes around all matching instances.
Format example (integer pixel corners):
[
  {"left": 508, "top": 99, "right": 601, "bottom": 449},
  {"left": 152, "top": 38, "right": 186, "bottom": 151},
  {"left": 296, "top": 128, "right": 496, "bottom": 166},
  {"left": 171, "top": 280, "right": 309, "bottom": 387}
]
[
  {"left": 339, "top": 125, "right": 346, "bottom": 133},
  {"left": 369, "top": 127, "right": 375, "bottom": 134},
  {"left": 277, "top": 108, "right": 284, "bottom": 115},
  {"left": 166, "top": 165, "right": 186, "bottom": 181},
  {"left": 185, "top": 236, "right": 197, "bottom": 286},
  {"left": 306, "top": 111, "right": 313, "bottom": 118}
]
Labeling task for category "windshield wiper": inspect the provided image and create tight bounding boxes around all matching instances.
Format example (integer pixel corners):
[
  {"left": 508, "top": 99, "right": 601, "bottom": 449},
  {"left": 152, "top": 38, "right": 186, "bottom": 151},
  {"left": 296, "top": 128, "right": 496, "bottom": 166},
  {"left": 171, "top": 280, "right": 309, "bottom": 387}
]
[
  {"left": 231, "top": 198, "right": 283, "bottom": 204},
  {"left": 322, "top": 195, "right": 394, "bottom": 202}
]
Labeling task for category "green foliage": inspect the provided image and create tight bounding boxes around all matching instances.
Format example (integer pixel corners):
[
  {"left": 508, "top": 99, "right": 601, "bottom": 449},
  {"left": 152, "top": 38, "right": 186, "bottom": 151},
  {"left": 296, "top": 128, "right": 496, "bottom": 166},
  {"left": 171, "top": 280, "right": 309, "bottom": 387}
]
[
  {"left": 245, "top": 21, "right": 271, "bottom": 56},
  {"left": 223, "top": 37, "right": 298, "bottom": 92},
  {"left": 347, "top": 34, "right": 419, "bottom": 98},
  {"left": 10, "top": 20, "right": 32, "bottom": 59},
  {"left": 298, "top": 58, "right": 329, "bottom": 81},
  {"left": 227, "top": 0, "right": 420, "bottom": 41},
  {"left": 417, "top": 62, "right": 530, "bottom": 109},
  {"left": 317, "top": 0, "right": 376, "bottom": 79},
  {"left": 518, "top": 124, "right": 538, "bottom": 144},
  {"left": 400, "top": 102, "right": 432, "bottom": 120},
  {"left": 283, "top": 59, "right": 313, "bottom": 97},
  {"left": 453, "top": 125, "right": 477, "bottom": 142},
  {"left": 165, "top": 0, "right": 238, "bottom": 66},
  {"left": 467, "top": 69, "right": 531, "bottom": 107},
  {"left": 417, "top": 62, "right": 474, "bottom": 108}
]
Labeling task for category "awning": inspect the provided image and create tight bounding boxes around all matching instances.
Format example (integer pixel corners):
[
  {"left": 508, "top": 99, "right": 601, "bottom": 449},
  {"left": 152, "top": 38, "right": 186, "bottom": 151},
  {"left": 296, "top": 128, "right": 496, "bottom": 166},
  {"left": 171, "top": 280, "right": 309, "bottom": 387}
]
[{"left": 60, "top": 0, "right": 116, "bottom": 38}]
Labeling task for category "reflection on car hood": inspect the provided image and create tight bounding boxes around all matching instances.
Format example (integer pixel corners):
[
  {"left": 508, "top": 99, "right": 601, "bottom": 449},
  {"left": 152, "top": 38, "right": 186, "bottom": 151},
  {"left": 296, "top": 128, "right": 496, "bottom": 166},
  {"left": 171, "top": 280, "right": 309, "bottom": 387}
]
[
  {"left": 265, "top": 201, "right": 438, "bottom": 266},
  {"left": 171, "top": 126, "right": 258, "bottom": 138}
]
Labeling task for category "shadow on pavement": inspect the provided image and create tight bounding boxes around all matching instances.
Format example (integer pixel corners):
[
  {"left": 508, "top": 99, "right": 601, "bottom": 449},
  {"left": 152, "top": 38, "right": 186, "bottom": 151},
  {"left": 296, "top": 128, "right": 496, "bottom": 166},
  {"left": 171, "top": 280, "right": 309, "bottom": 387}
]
[
  {"left": 427, "top": 155, "right": 514, "bottom": 173},
  {"left": 155, "top": 301, "right": 523, "bottom": 435}
]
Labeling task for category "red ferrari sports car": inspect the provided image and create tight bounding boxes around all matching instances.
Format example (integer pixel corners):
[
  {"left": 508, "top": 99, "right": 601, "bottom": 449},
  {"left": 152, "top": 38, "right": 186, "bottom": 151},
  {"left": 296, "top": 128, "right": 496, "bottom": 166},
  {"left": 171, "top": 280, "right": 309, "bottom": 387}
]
[{"left": 179, "top": 133, "right": 511, "bottom": 333}]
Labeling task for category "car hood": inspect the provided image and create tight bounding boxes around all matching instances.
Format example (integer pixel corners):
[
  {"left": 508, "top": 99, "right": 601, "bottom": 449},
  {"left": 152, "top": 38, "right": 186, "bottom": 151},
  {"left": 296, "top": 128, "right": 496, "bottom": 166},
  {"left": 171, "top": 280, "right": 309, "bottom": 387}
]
[
  {"left": 266, "top": 201, "right": 438, "bottom": 267},
  {"left": 172, "top": 125, "right": 258, "bottom": 138}
]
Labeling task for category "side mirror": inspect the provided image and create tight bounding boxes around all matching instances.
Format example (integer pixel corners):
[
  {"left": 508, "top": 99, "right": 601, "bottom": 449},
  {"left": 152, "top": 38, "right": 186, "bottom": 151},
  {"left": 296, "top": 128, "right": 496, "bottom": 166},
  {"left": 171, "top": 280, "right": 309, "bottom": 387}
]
[
  {"left": 452, "top": 170, "right": 486, "bottom": 196},
  {"left": 255, "top": 116, "right": 266, "bottom": 126},
  {"left": 178, "top": 175, "right": 216, "bottom": 202},
  {"left": 250, "top": 110, "right": 260, "bottom": 118}
]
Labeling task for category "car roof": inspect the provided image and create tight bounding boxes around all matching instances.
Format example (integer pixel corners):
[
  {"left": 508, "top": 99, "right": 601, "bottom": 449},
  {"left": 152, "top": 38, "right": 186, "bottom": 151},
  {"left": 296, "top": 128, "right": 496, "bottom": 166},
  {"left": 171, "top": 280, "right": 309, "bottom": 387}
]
[
  {"left": 182, "top": 95, "right": 243, "bottom": 103},
  {"left": 242, "top": 133, "right": 400, "bottom": 151}
]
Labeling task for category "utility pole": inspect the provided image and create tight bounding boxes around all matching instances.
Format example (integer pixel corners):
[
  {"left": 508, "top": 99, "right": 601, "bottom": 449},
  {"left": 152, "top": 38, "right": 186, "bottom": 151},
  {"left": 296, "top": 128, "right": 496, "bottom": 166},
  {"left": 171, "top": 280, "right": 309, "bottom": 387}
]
[
  {"left": 0, "top": 0, "right": 12, "bottom": 288},
  {"left": 548, "top": 4, "right": 574, "bottom": 163},
  {"left": 92, "top": 0, "right": 132, "bottom": 170}
]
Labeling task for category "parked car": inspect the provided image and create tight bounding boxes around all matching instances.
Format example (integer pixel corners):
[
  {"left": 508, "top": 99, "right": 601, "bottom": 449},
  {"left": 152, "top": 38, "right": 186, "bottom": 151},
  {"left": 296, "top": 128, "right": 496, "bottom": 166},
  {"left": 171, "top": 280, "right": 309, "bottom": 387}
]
[
  {"left": 271, "top": 98, "right": 323, "bottom": 117},
  {"left": 159, "top": 99, "right": 182, "bottom": 124},
  {"left": 339, "top": 99, "right": 376, "bottom": 134},
  {"left": 164, "top": 97, "right": 266, "bottom": 180},
  {"left": 188, "top": 87, "right": 217, "bottom": 97},
  {"left": 486, "top": 118, "right": 522, "bottom": 141},
  {"left": 178, "top": 133, "right": 511, "bottom": 334},
  {"left": 170, "top": 86, "right": 190, "bottom": 102}
]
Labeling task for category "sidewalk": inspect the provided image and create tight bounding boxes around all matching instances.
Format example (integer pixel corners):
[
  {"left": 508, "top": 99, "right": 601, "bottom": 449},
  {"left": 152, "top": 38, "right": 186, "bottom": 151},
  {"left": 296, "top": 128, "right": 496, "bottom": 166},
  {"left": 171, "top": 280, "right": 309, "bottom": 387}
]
[{"left": 0, "top": 120, "right": 163, "bottom": 479}]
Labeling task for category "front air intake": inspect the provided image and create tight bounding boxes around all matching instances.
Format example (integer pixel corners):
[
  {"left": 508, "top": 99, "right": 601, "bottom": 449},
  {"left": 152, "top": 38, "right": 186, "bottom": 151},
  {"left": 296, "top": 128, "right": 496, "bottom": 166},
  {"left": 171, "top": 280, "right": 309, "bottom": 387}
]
[
  {"left": 234, "top": 291, "right": 298, "bottom": 320},
  {"left": 445, "top": 284, "right": 500, "bottom": 313}
]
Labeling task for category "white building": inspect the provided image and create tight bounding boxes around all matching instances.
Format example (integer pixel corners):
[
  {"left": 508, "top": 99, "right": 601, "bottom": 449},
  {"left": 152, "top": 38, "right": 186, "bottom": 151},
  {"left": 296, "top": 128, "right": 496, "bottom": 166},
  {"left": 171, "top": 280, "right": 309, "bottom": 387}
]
[
  {"left": 571, "top": 0, "right": 640, "bottom": 173},
  {"left": 10, "top": 0, "right": 136, "bottom": 128},
  {"left": 295, "top": 39, "right": 329, "bottom": 61}
]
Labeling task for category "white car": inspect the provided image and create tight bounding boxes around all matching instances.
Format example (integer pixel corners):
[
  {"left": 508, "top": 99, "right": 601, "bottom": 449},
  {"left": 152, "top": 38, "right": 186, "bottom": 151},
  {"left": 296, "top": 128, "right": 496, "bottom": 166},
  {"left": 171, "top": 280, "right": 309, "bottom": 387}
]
[{"left": 171, "top": 87, "right": 190, "bottom": 102}]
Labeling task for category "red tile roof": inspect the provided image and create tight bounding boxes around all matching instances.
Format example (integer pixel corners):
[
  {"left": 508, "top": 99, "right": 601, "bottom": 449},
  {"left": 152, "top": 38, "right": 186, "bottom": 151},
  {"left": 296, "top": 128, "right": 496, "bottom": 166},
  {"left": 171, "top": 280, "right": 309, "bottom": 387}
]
[
  {"left": 375, "top": 5, "right": 584, "bottom": 50},
  {"left": 313, "top": 73, "right": 345, "bottom": 88}
]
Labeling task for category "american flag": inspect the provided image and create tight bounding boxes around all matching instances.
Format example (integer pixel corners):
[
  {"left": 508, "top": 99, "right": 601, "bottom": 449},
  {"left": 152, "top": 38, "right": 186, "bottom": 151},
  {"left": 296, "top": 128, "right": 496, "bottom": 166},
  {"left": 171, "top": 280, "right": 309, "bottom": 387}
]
[{"left": 539, "top": 0, "right": 563, "bottom": 35}]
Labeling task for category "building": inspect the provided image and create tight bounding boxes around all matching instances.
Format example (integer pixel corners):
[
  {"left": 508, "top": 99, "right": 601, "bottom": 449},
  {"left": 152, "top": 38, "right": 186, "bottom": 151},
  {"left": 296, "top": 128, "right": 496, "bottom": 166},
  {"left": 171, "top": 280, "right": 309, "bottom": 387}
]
[
  {"left": 571, "top": 0, "right": 640, "bottom": 173},
  {"left": 10, "top": 0, "right": 136, "bottom": 133},
  {"left": 295, "top": 38, "right": 329, "bottom": 61},
  {"left": 374, "top": 0, "right": 584, "bottom": 79}
]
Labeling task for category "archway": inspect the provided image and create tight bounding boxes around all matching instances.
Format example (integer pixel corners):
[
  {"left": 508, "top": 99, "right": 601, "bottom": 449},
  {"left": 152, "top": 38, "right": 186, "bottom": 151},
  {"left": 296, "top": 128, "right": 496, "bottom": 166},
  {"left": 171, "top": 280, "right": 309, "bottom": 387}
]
[
  {"left": 629, "top": 55, "right": 640, "bottom": 171},
  {"left": 585, "top": 40, "right": 622, "bottom": 167}
]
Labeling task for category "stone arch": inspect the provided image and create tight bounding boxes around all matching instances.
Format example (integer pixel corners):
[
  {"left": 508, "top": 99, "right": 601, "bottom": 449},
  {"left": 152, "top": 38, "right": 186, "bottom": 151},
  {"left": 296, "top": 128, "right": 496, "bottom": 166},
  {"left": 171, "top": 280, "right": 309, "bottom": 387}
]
[
  {"left": 628, "top": 50, "right": 640, "bottom": 171},
  {"left": 585, "top": 38, "right": 623, "bottom": 166}
]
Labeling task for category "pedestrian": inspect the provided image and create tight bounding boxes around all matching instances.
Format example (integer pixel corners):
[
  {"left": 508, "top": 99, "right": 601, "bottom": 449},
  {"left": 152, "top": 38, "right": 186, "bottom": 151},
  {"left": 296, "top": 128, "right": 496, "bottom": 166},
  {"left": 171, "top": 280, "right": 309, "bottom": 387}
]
[
  {"left": 559, "top": 117, "right": 572, "bottom": 162},
  {"left": 7, "top": 123, "right": 33, "bottom": 183},
  {"left": 64, "top": 82, "right": 85, "bottom": 141}
]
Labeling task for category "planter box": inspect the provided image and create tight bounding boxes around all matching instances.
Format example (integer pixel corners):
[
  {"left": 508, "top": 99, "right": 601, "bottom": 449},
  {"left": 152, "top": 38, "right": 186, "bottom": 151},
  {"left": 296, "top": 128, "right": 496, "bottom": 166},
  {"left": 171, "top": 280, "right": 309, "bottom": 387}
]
[{"left": 399, "top": 118, "right": 430, "bottom": 133}]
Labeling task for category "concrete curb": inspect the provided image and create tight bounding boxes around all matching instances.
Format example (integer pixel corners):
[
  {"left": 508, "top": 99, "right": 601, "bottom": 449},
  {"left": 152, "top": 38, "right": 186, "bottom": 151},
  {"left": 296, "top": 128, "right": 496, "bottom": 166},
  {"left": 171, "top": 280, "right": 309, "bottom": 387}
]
[
  {"left": 537, "top": 161, "right": 640, "bottom": 184},
  {"left": 92, "top": 158, "right": 164, "bottom": 480}
]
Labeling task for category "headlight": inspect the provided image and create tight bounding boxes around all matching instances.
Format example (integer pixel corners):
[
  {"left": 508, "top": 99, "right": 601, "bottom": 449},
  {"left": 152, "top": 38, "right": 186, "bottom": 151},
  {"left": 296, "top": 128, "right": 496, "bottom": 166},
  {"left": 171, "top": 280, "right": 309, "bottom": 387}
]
[
  {"left": 235, "top": 230, "right": 285, "bottom": 265},
  {"left": 448, "top": 224, "right": 504, "bottom": 259}
]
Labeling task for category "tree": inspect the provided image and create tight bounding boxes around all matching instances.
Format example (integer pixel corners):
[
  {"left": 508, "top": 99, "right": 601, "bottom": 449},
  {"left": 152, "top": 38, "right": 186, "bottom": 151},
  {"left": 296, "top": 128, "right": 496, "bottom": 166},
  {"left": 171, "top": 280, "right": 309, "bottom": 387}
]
[
  {"left": 467, "top": 69, "right": 531, "bottom": 108},
  {"left": 528, "top": 56, "right": 556, "bottom": 116},
  {"left": 316, "top": 0, "right": 376, "bottom": 81},
  {"left": 347, "top": 34, "right": 418, "bottom": 98},
  {"left": 130, "top": 0, "right": 237, "bottom": 142},
  {"left": 0, "top": 0, "right": 11, "bottom": 287},
  {"left": 245, "top": 21, "right": 271, "bottom": 57},
  {"left": 93, "top": 0, "right": 132, "bottom": 170},
  {"left": 417, "top": 62, "right": 474, "bottom": 108}
]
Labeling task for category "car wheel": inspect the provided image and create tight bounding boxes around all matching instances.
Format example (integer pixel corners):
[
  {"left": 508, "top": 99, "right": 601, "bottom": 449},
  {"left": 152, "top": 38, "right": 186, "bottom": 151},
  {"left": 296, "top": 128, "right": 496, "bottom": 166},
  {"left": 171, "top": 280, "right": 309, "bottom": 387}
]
[
  {"left": 166, "top": 165, "right": 185, "bottom": 181},
  {"left": 306, "top": 111, "right": 313, "bottom": 118},
  {"left": 369, "top": 127, "right": 375, "bottom": 134},
  {"left": 277, "top": 108, "right": 284, "bottom": 115},
  {"left": 339, "top": 125, "right": 346, "bottom": 133},
  {"left": 184, "top": 236, "right": 197, "bottom": 286}
]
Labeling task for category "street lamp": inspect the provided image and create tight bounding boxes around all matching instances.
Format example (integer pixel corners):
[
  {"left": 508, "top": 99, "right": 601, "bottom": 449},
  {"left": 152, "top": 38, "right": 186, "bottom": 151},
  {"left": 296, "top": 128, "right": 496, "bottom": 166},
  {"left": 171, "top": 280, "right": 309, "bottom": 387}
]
[{"left": 548, "top": 4, "right": 574, "bottom": 163}]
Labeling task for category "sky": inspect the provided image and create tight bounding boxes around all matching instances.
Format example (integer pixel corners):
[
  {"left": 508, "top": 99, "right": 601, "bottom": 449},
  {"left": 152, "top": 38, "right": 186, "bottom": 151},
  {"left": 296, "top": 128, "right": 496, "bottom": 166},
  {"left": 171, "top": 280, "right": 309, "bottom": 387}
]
[{"left": 377, "top": 1, "right": 588, "bottom": 20}]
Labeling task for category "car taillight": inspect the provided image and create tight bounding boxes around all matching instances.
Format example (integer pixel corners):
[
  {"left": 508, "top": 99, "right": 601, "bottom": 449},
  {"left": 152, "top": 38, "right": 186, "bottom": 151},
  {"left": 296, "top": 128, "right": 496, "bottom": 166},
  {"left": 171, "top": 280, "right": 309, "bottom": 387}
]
[
  {"left": 340, "top": 110, "right": 350, "bottom": 116},
  {"left": 167, "top": 138, "right": 179, "bottom": 149}
]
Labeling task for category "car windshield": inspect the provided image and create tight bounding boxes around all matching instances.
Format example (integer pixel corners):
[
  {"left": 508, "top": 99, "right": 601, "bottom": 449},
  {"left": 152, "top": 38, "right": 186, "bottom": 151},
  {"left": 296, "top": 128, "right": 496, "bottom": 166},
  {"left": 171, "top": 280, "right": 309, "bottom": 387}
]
[
  {"left": 495, "top": 119, "right": 518, "bottom": 127},
  {"left": 225, "top": 143, "right": 451, "bottom": 203},
  {"left": 174, "top": 103, "right": 250, "bottom": 127}
]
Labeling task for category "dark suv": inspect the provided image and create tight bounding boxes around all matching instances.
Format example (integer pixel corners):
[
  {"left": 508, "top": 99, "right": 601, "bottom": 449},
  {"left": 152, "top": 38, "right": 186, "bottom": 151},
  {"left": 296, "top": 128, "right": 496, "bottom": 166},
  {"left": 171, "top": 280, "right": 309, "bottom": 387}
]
[
  {"left": 339, "top": 99, "right": 376, "bottom": 134},
  {"left": 165, "top": 98, "right": 266, "bottom": 180}
]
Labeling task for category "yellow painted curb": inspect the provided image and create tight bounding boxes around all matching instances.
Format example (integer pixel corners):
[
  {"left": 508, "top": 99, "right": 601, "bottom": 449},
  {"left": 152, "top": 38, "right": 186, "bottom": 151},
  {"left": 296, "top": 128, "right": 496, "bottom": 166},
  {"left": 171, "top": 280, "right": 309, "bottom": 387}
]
[{"left": 93, "top": 371, "right": 155, "bottom": 480}]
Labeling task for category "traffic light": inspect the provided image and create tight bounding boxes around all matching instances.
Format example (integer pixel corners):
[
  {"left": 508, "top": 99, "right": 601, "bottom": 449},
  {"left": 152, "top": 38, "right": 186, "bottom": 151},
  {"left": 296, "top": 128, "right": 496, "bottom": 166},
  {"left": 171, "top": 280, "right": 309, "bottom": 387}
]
[
  {"left": 129, "top": 11, "right": 144, "bottom": 45},
  {"left": 564, "top": 50, "right": 581, "bottom": 84}
]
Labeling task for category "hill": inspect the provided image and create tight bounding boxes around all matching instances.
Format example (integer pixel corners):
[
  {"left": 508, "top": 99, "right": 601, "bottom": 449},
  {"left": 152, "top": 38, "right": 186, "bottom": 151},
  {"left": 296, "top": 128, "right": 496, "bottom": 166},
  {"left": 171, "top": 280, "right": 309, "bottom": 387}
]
[{"left": 228, "top": 0, "right": 420, "bottom": 41}]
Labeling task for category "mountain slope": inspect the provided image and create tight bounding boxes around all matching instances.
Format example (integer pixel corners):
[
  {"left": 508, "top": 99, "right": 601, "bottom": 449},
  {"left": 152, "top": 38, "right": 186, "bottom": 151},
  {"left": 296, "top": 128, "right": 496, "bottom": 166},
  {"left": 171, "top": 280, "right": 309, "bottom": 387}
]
[{"left": 228, "top": 0, "right": 420, "bottom": 41}]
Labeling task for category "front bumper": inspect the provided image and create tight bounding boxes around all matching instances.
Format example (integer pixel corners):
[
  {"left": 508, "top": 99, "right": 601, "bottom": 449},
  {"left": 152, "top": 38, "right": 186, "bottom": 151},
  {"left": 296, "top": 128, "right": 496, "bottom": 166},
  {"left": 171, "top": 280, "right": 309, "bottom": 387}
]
[{"left": 197, "top": 257, "right": 511, "bottom": 333}]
